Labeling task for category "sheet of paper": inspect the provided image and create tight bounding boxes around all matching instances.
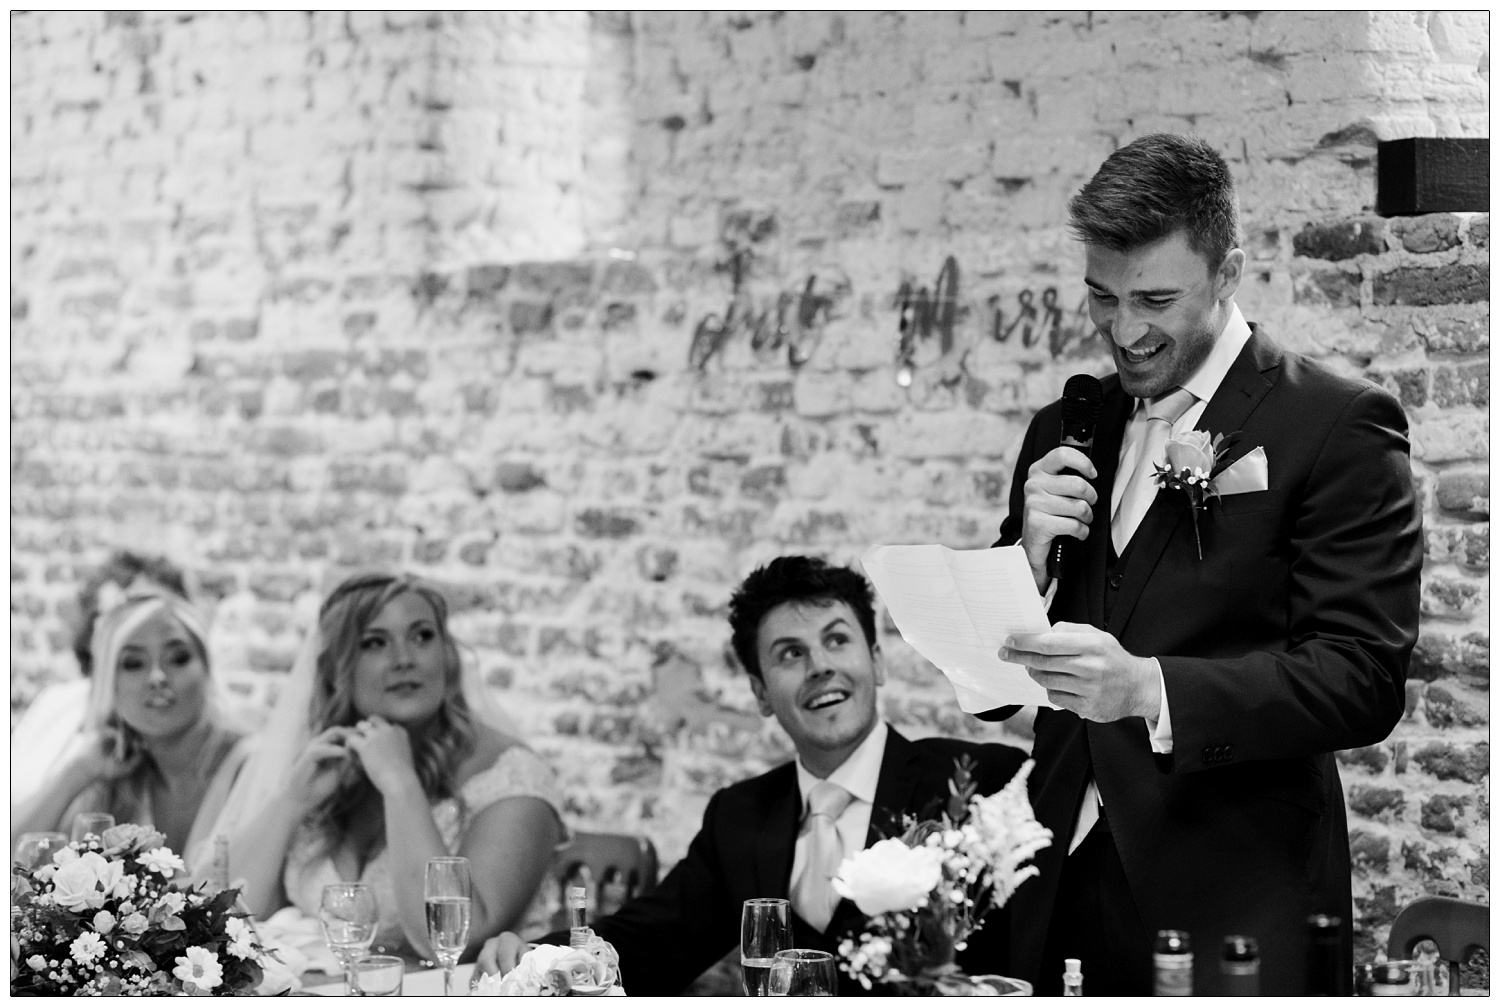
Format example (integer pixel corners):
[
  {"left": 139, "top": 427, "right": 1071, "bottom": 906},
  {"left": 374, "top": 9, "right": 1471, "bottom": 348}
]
[{"left": 860, "top": 543, "right": 1056, "bottom": 712}]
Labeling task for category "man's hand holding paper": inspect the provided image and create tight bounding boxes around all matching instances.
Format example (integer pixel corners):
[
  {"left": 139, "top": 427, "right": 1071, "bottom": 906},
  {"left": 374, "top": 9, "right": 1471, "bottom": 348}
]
[
  {"left": 1000, "top": 622, "right": 1160, "bottom": 723},
  {"left": 860, "top": 543, "right": 1058, "bottom": 712}
]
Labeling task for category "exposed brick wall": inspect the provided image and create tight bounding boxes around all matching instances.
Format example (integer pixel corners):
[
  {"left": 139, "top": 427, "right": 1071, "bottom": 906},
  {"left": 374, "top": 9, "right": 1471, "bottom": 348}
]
[
  {"left": 1293, "top": 211, "right": 1490, "bottom": 971},
  {"left": 10, "top": 10, "right": 1488, "bottom": 977}
]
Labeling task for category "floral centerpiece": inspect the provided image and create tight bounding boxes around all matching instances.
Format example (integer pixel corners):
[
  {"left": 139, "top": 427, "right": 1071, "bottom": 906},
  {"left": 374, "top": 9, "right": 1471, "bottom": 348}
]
[
  {"left": 10, "top": 824, "right": 290, "bottom": 996},
  {"left": 833, "top": 758, "right": 1051, "bottom": 995},
  {"left": 472, "top": 934, "right": 621, "bottom": 996}
]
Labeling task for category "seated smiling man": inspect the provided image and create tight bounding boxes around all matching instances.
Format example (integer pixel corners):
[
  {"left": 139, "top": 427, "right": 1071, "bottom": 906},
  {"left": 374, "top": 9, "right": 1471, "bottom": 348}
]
[{"left": 476, "top": 555, "right": 1027, "bottom": 995}]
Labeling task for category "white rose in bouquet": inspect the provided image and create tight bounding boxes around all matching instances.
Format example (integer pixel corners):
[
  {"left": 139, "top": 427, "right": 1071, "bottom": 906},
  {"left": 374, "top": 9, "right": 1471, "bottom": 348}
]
[
  {"left": 49, "top": 851, "right": 124, "bottom": 912},
  {"left": 475, "top": 941, "right": 617, "bottom": 996},
  {"left": 832, "top": 837, "right": 945, "bottom": 917},
  {"left": 100, "top": 824, "right": 167, "bottom": 858}
]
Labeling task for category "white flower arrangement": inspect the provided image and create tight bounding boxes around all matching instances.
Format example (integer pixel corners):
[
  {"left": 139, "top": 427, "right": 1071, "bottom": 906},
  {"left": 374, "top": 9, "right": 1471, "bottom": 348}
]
[
  {"left": 472, "top": 934, "right": 621, "bottom": 996},
  {"left": 10, "top": 824, "right": 291, "bottom": 996},
  {"left": 833, "top": 758, "right": 1052, "bottom": 992}
]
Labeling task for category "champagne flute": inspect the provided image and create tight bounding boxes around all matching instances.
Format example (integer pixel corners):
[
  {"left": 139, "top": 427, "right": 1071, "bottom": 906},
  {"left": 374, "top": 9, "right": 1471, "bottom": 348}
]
[
  {"left": 319, "top": 883, "right": 379, "bottom": 995},
  {"left": 741, "top": 898, "right": 793, "bottom": 996},
  {"left": 14, "top": 831, "right": 68, "bottom": 870},
  {"left": 424, "top": 856, "right": 471, "bottom": 997},
  {"left": 70, "top": 812, "right": 115, "bottom": 844},
  {"left": 768, "top": 949, "right": 838, "bottom": 996}
]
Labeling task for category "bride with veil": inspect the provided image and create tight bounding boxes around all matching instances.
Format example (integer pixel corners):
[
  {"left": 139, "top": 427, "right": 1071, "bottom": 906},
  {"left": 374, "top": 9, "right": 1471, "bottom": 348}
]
[{"left": 205, "top": 571, "right": 566, "bottom": 964}]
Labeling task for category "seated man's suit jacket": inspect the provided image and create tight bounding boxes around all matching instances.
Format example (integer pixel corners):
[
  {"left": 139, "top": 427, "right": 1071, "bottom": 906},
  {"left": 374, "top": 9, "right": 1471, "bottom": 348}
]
[
  {"left": 540, "top": 727, "right": 1027, "bottom": 995},
  {"left": 984, "top": 327, "right": 1422, "bottom": 995}
]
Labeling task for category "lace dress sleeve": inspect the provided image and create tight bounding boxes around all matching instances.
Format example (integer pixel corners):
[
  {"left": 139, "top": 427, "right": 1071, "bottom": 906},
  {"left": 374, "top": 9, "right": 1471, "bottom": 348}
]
[
  {"left": 459, "top": 746, "right": 566, "bottom": 822},
  {"left": 457, "top": 746, "right": 570, "bottom": 941}
]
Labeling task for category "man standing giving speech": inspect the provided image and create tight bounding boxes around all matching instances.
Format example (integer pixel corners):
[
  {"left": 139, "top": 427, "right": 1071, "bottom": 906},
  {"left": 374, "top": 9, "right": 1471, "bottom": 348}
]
[{"left": 980, "top": 133, "right": 1421, "bottom": 995}]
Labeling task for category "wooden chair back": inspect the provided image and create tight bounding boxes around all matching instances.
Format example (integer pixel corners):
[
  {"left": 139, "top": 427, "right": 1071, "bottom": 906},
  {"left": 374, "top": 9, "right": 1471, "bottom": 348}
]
[
  {"left": 549, "top": 830, "right": 660, "bottom": 931},
  {"left": 1387, "top": 895, "right": 1489, "bottom": 995}
]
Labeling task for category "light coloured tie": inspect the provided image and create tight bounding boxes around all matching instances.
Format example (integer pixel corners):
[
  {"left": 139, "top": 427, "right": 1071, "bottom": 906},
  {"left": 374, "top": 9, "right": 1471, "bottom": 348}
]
[
  {"left": 1111, "top": 387, "right": 1197, "bottom": 554},
  {"left": 791, "top": 781, "right": 855, "bottom": 932}
]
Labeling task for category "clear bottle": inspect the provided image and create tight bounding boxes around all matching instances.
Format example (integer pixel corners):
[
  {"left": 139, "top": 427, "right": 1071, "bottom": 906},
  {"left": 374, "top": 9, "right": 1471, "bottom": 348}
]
[
  {"left": 1305, "top": 913, "right": 1348, "bottom": 995},
  {"left": 1369, "top": 961, "right": 1412, "bottom": 996},
  {"left": 1062, "top": 957, "right": 1083, "bottom": 996},
  {"left": 1153, "top": 930, "right": 1193, "bottom": 996},
  {"left": 1220, "top": 935, "right": 1260, "bottom": 996},
  {"left": 209, "top": 834, "right": 261, "bottom": 940},
  {"left": 568, "top": 885, "right": 592, "bottom": 949},
  {"left": 209, "top": 834, "right": 231, "bottom": 895}
]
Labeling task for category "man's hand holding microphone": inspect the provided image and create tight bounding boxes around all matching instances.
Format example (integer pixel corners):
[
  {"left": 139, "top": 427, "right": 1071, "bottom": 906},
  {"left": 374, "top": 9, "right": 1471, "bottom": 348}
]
[{"left": 1007, "top": 374, "right": 1160, "bottom": 724}]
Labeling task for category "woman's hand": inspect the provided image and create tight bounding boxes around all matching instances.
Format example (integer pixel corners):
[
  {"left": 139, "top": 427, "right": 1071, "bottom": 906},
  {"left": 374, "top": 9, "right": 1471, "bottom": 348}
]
[
  {"left": 476, "top": 932, "right": 530, "bottom": 977},
  {"left": 287, "top": 726, "right": 356, "bottom": 812},
  {"left": 68, "top": 731, "right": 144, "bottom": 785},
  {"left": 344, "top": 716, "right": 421, "bottom": 797}
]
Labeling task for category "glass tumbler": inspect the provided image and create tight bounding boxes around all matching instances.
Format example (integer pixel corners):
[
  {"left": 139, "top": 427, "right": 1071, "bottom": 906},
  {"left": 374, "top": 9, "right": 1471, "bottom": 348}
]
[
  {"left": 352, "top": 955, "right": 404, "bottom": 996},
  {"left": 768, "top": 949, "right": 838, "bottom": 996},
  {"left": 70, "top": 812, "right": 115, "bottom": 844}
]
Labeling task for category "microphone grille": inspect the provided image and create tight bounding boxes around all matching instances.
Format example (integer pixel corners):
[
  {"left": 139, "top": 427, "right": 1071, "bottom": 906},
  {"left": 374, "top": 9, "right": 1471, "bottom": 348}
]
[{"left": 1060, "top": 374, "right": 1104, "bottom": 440}]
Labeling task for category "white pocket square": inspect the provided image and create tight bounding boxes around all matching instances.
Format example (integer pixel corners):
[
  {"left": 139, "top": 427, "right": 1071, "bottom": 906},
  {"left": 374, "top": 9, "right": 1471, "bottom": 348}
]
[{"left": 1212, "top": 446, "right": 1268, "bottom": 496}]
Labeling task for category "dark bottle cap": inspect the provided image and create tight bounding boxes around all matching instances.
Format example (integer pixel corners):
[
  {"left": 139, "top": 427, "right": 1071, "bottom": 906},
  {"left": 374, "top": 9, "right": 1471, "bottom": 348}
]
[
  {"left": 1221, "top": 935, "right": 1260, "bottom": 962},
  {"left": 1155, "top": 929, "right": 1191, "bottom": 954}
]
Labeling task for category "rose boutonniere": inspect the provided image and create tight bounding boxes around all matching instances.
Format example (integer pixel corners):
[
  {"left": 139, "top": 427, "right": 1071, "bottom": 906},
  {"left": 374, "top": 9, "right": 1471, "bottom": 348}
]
[{"left": 1154, "top": 430, "right": 1241, "bottom": 560}]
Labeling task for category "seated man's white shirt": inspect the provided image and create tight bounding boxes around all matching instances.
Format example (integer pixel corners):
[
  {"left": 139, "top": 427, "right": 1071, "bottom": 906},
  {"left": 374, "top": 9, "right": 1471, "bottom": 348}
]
[
  {"left": 1069, "top": 303, "right": 1253, "bottom": 855},
  {"left": 790, "top": 720, "right": 888, "bottom": 893}
]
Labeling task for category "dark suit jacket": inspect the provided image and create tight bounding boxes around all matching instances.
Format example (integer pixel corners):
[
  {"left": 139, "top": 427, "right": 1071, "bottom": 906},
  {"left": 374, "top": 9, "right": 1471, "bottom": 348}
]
[
  {"left": 985, "top": 326, "right": 1421, "bottom": 995},
  {"left": 541, "top": 727, "right": 1026, "bottom": 995}
]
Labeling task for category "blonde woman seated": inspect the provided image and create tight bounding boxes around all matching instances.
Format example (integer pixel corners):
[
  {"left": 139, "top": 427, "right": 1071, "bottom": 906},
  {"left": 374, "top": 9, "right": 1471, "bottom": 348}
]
[
  {"left": 12, "top": 550, "right": 193, "bottom": 807},
  {"left": 211, "top": 572, "right": 565, "bottom": 963},
  {"left": 11, "top": 589, "right": 248, "bottom": 863}
]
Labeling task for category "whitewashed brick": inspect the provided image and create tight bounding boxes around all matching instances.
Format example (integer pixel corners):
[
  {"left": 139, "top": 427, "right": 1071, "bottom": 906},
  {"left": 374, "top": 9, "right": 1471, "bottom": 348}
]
[{"left": 9, "top": 11, "right": 1488, "bottom": 926}]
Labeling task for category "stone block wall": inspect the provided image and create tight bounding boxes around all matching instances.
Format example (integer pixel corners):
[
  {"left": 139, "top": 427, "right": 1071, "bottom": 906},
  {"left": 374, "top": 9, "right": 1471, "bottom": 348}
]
[{"left": 10, "top": 10, "right": 1488, "bottom": 975}]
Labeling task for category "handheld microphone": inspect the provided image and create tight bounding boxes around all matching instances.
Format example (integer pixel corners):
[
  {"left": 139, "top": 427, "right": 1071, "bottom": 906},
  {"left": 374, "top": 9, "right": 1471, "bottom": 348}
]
[{"left": 1048, "top": 374, "right": 1104, "bottom": 581}]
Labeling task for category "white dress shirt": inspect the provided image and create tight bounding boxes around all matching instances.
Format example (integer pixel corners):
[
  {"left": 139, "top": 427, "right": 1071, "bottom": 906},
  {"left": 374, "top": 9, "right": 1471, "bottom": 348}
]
[
  {"left": 1069, "top": 303, "right": 1254, "bottom": 854},
  {"left": 790, "top": 720, "right": 888, "bottom": 893}
]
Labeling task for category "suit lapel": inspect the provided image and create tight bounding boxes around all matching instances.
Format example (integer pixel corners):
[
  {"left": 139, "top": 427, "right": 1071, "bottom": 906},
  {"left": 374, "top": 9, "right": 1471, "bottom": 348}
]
[
  {"left": 1105, "top": 328, "right": 1283, "bottom": 638},
  {"left": 1082, "top": 379, "right": 1132, "bottom": 628},
  {"left": 1195, "top": 325, "right": 1282, "bottom": 449},
  {"left": 757, "top": 767, "right": 801, "bottom": 898},
  {"left": 866, "top": 729, "right": 921, "bottom": 845},
  {"left": 824, "top": 729, "right": 922, "bottom": 939}
]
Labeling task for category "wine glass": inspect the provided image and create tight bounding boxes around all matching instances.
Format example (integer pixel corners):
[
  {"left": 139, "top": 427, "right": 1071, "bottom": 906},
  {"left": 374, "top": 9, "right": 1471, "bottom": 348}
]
[
  {"left": 768, "top": 949, "right": 838, "bottom": 996},
  {"left": 424, "top": 856, "right": 471, "bottom": 997},
  {"left": 70, "top": 812, "right": 115, "bottom": 844},
  {"left": 14, "top": 831, "right": 68, "bottom": 870},
  {"left": 741, "top": 898, "right": 793, "bottom": 996},
  {"left": 319, "top": 883, "right": 379, "bottom": 995}
]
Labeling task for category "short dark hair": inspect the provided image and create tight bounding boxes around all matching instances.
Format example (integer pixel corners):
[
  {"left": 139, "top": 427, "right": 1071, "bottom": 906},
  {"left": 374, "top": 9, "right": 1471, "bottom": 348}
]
[
  {"left": 1068, "top": 133, "right": 1240, "bottom": 270},
  {"left": 728, "top": 556, "right": 878, "bottom": 680},
  {"left": 73, "top": 551, "right": 191, "bottom": 676}
]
